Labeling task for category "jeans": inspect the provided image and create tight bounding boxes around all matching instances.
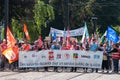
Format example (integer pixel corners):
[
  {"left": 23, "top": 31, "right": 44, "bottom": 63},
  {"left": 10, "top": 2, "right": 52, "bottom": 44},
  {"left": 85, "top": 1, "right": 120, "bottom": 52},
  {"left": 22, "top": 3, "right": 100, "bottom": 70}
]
[{"left": 112, "top": 59, "right": 119, "bottom": 73}]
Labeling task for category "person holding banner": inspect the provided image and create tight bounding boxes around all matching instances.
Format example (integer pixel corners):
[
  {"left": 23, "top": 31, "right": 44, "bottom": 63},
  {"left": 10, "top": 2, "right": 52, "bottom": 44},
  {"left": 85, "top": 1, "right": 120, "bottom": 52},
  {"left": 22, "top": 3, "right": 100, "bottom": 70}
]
[
  {"left": 51, "top": 40, "right": 60, "bottom": 72},
  {"left": 70, "top": 41, "right": 79, "bottom": 72},
  {"left": 60, "top": 42, "right": 69, "bottom": 71},
  {"left": 21, "top": 41, "right": 31, "bottom": 51},
  {"left": 42, "top": 42, "right": 50, "bottom": 72},
  {"left": 32, "top": 40, "right": 41, "bottom": 51},
  {"left": 11, "top": 43, "right": 19, "bottom": 71},
  {"left": 51, "top": 40, "right": 60, "bottom": 50},
  {"left": 82, "top": 43, "right": 89, "bottom": 73},
  {"left": 61, "top": 42, "right": 69, "bottom": 50},
  {"left": 79, "top": 43, "right": 85, "bottom": 51},
  {"left": 90, "top": 38, "right": 99, "bottom": 73},
  {"left": 42, "top": 42, "right": 50, "bottom": 50}
]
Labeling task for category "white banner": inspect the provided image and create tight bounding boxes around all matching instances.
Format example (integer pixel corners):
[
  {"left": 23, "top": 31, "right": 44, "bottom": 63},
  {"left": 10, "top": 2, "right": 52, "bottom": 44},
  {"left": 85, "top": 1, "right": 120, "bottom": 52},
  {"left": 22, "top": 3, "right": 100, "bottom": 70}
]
[
  {"left": 50, "top": 27, "right": 84, "bottom": 37},
  {"left": 19, "top": 50, "right": 103, "bottom": 68}
]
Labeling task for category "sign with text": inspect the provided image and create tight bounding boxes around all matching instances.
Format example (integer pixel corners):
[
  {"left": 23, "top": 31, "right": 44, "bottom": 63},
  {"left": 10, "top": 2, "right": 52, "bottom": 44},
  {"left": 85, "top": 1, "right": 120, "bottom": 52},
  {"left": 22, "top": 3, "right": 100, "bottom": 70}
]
[
  {"left": 19, "top": 50, "right": 103, "bottom": 68},
  {"left": 50, "top": 27, "right": 84, "bottom": 37}
]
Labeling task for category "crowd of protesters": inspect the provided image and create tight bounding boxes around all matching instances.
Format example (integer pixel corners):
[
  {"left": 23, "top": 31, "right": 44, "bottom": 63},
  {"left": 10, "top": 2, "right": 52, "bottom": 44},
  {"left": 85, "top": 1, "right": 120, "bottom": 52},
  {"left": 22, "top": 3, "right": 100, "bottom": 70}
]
[{"left": 0, "top": 36, "right": 120, "bottom": 74}]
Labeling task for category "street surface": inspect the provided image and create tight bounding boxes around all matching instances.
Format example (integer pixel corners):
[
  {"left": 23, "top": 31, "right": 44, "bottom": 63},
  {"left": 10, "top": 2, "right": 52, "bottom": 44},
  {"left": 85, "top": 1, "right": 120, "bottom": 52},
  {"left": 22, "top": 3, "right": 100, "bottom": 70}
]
[{"left": 0, "top": 69, "right": 119, "bottom": 80}]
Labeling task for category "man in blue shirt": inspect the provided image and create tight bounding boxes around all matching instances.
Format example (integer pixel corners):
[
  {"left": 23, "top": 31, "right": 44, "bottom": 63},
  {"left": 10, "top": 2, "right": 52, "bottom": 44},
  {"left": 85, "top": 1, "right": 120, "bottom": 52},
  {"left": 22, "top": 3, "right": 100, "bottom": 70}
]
[
  {"left": 50, "top": 40, "right": 60, "bottom": 72},
  {"left": 90, "top": 39, "right": 99, "bottom": 72}
]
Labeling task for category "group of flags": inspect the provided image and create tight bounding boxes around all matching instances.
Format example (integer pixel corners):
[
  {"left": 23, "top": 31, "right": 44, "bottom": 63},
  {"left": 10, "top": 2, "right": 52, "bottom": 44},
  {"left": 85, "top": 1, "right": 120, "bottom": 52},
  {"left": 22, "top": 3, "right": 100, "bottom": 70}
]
[
  {"left": 51, "top": 27, "right": 71, "bottom": 49},
  {"left": 2, "top": 22, "right": 120, "bottom": 64},
  {"left": 82, "top": 24, "right": 119, "bottom": 45},
  {"left": 52, "top": 22, "right": 120, "bottom": 47},
  {"left": 2, "top": 24, "right": 30, "bottom": 63}
]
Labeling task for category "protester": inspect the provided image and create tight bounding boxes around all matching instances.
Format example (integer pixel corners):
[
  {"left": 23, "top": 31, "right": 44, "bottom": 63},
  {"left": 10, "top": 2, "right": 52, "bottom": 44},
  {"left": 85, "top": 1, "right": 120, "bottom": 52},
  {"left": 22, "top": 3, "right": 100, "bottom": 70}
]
[
  {"left": 70, "top": 40, "right": 79, "bottom": 50},
  {"left": 32, "top": 40, "right": 41, "bottom": 51},
  {"left": 101, "top": 44, "right": 109, "bottom": 73},
  {"left": 70, "top": 41, "right": 79, "bottom": 72},
  {"left": 42, "top": 41, "right": 50, "bottom": 50},
  {"left": 0, "top": 39, "right": 7, "bottom": 70},
  {"left": 51, "top": 40, "right": 60, "bottom": 72},
  {"left": 11, "top": 43, "right": 19, "bottom": 71},
  {"left": 0, "top": 41, "right": 4, "bottom": 71},
  {"left": 42, "top": 42, "right": 50, "bottom": 71},
  {"left": 109, "top": 43, "right": 120, "bottom": 73},
  {"left": 61, "top": 42, "right": 69, "bottom": 50},
  {"left": 79, "top": 43, "right": 88, "bottom": 72},
  {"left": 105, "top": 41, "right": 112, "bottom": 71},
  {"left": 79, "top": 43, "right": 84, "bottom": 51},
  {"left": 21, "top": 41, "right": 31, "bottom": 51},
  {"left": 90, "top": 38, "right": 99, "bottom": 73},
  {"left": 1, "top": 39, "right": 7, "bottom": 52},
  {"left": 51, "top": 40, "right": 60, "bottom": 50},
  {"left": 82, "top": 43, "right": 89, "bottom": 72}
]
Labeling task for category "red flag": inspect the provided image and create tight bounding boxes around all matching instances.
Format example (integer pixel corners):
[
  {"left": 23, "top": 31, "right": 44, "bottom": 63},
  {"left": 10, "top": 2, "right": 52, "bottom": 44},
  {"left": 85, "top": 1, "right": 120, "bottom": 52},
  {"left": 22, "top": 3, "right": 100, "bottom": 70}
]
[
  {"left": 23, "top": 24, "right": 30, "bottom": 40},
  {"left": 2, "top": 27, "right": 18, "bottom": 63},
  {"left": 66, "top": 28, "right": 71, "bottom": 49},
  {"left": 7, "top": 27, "right": 16, "bottom": 48}
]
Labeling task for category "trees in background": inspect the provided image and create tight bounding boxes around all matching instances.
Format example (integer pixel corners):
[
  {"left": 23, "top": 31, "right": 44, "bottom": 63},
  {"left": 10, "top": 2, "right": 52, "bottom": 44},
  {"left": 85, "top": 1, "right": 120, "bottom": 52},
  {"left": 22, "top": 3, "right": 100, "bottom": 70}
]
[
  {"left": 0, "top": 0, "right": 120, "bottom": 41},
  {"left": 33, "top": 0, "right": 54, "bottom": 38}
]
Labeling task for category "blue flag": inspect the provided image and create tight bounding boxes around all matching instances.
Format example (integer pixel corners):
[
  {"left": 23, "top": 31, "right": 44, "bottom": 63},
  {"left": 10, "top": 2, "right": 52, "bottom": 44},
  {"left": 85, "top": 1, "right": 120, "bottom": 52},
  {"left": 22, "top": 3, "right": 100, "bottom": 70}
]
[{"left": 106, "top": 26, "right": 119, "bottom": 43}]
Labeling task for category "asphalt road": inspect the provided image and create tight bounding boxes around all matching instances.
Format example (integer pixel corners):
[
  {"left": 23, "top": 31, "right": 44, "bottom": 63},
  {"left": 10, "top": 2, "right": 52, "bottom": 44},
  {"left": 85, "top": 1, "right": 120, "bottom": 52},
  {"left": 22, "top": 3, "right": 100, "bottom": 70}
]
[{"left": 0, "top": 69, "right": 119, "bottom": 80}]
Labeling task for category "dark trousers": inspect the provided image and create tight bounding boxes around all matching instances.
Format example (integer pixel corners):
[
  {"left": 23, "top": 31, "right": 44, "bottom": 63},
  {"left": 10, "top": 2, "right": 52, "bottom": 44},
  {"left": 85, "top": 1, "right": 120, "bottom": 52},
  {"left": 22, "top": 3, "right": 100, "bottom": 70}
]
[
  {"left": 0, "top": 56, "right": 7, "bottom": 70},
  {"left": 71, "top": 67, "right": 77, "bottom": 72},
  {"left": 10, "top": 61, "right": 18, "bottom": 70},
  {"left": 102, "top": 60, "right": 109, "bottom": 70},
  {"left": 44, "top": 67, "right": 48, "bottom": 71},
  {"left": 92, "top": 68, "right": 98, "bottom": 72},
  {"left": 112, "top": 59, "right": 119, "bottom": 73},
  {"left": 54, "top": 67, "right": 58, "bottom": 72},
  {"left": 107, "top": 56, "right": 112, "bottom": 70}
]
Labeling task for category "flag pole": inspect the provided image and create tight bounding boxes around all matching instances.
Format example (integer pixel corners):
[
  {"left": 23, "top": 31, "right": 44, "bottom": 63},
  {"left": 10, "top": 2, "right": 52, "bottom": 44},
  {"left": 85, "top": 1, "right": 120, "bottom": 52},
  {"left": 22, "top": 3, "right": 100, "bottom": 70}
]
[
  {"left": 66, "top": 0, "right": 69, "bottom": 28},
  {"left": 91, "top": 17, "right": 97, "bottom": 33},
  {"left": 4, "top": 0, "right": 9, "bottom": 39}
]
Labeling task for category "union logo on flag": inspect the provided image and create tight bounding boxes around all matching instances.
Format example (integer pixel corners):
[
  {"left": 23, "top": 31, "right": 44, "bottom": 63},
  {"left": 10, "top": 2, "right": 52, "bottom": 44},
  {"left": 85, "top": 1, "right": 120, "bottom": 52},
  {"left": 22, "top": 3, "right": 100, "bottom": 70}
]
[{"left": 2, "top": 48, "right": 18, "bottom": 63}]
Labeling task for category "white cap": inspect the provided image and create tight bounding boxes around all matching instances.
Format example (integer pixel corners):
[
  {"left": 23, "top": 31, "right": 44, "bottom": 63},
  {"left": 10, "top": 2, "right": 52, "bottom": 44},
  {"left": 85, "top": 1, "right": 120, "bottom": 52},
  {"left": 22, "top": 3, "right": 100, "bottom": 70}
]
[
  {"left": 19, "top": 40, "right": 24, "bottom": 43},
  {"left": 34, "top": 40, "right": 38, "bottom": 43}
]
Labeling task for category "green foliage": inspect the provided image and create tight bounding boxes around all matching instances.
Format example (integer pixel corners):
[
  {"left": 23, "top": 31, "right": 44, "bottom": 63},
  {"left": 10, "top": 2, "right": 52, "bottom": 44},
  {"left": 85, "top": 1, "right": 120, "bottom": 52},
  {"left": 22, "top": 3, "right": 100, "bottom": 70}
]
[
  {"left": 1, "top": 27, "right": 4, "bottom": 40},
  {"left": 95, "top": 0, "right": 120, "bottom": 33},
  {"left": 49, "top": 0, "right": 96, "bottom": 29},
  {"left": 11, "top": 18, "right": 23, "bottom": 40},
  {"left": 113, "top": 25, "right": 120, "bottom": 35},
  {"left": 33, "top": 0, "right": 54, "bottom": 35}
]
